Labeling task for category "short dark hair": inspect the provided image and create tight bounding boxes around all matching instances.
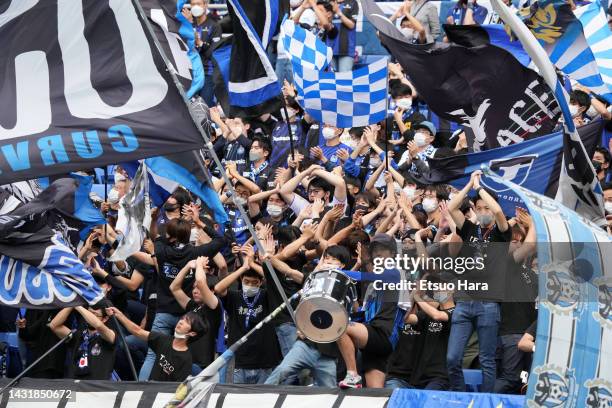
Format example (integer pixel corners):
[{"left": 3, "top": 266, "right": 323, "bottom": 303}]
[
  {"left": 166, "top": 218, "right": 192, "bottom": 244},
  {"left": 172, "top": 187, "right": 192, "bottom": 209},
  {"left": 390, "top": 83, "right": 413, "bottom": 99},
  {"left": 602, "top": 182, "right": 612, "bottom": 192},
  {"left": 423, "top": 184, "right": 448, "bottom": 200},
  {"left": 345, "top": 175, "right": 362, "bottom": 190},
  {"left": 309, "top": 176, "right": 333, "bottom": 195},
  {"left": 349, "top": 127, "right": 365, "bottom": 138},
  {"left": 276, "top": 226, "right": 300, "bottom": 247},
  {"left": 252, "top": 135, "right": 272, "bottom": 158},
  {"left": 471, "top": 186, "right": 499, "bottom": 205},
  {"left": 324, "top": 245, "right": 351, "bottom": 267},
  {"left": 317, "top": 0, "right": 333, "bottom": 13},
  {"left": 242, "top": 269, "right": 263, "bottom": 281},
  {"left": 355, "top": 192, "right": 376, "bottom": 208},
  {"left": 570, "top": 90, "right": 591, "bottom": 109},
  {"left": 594, "top": 146, "right": 611, "bottom": 165},
  {"left": 183, "top": 311, "right": 208, "bottom": 344}
]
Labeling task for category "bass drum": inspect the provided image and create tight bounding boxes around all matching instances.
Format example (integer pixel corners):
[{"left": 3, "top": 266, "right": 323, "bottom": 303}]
[{"left": 295, "top": 269, "right": 355, "bottom": 343}]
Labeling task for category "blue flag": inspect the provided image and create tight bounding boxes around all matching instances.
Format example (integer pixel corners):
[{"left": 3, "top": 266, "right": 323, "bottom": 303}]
[{"left": 417, "top": 121, "right": 602, "bottom": 215}]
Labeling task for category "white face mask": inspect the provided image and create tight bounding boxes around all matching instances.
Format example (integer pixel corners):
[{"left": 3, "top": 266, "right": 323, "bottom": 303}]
[
  {"left": 403, "top": 186, "right": 416, "bottom": 199},
  {"left": 605, "top": 202, "right": 612, "bottom": 213},
  {"left": 322, "top": 127, "right": 337, "bottom": 140},
  {"left": 174, "top": 330, "right": 188, "bottom": 340},
  {"left": 249, "top": 150, "right": 263, "bottom": 162},
  {"left": 370, "top": 156, "right": 381, "bottom": 167},
  {"left": 569, "top": 104, "right": 580, "bottom": 118},
  {"left": 478, "top": 213, "right": 494, "bottom": 226},
  {"left": 396, "top": 98, "right": 412, "bottom": 110},
  {"left": 191, "top": 5, "right": 205, "bottom": 18},
  {"left": 242, "top": 285, "right": 260, "bottom": 297},
  {"left": 108, "top": 188, "right": 120, "bottom": 205},
  {"left": 267, "top": 204, "right": 283, "bottom": 217},
  {"left": 400, "top": 27, "right": 414, "bottom": 38},
  {"left": 414, "top": 132, "right": 429, "bottom": 147},
  {"left": 234, "top": 196, "right": 247, "bottom": 207},
  {"left": 422, "top": 197, "right": 438, "bottom": 213}
]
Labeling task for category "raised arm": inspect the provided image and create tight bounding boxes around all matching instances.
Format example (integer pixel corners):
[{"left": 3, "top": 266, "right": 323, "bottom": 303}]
[
  {"left": 48, "top": 307, "right": 73, "bottom": 339},
  {"left": 170, "top": 260, "right": 197, "bottom": 310},
  {"left": 75, "top": 306, "right": 116, "bottom": 344},
  {"left": 311, "top": 168, "right": 347, "bottom": 202},
  {"left": 195, "top": 256, "right": 218, "bottom": 310},
  {"left": 214, "top": 262, "right": 249, "bottom": 297},
  {"left": 280, "top": 165, "right": 317, "bottom": 204},
  {"left": 106, "top": 307, "right": 149, "bottom": 342},
  {"left": 473, "top": 172, "right": 509, "bottom": 232},
  {"left": 447, "top": 172, "right": 476, "bottom": 230}
]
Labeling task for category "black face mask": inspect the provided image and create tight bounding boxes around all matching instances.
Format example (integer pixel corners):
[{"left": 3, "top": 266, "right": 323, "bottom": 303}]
[
  {"left": 354, "top": 205, "right": 370, "bottom": 214},
  {"left": 164, "top": 203, "right": 179, "bottom": 212},
  {"left": 592, "top": 160, "right": 603, "bottom": 173}
]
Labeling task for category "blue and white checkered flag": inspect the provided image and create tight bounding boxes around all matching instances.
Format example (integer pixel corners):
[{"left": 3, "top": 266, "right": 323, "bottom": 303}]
[
  {"left": 280, "top": 18, "right": 332, "bottom": 71},
  {"left": 293, "top": 58, "right": 388, "bottom": 128}
]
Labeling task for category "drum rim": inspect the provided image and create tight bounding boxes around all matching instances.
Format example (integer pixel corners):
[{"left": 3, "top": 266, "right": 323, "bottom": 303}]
[{"left": 294, "top": 297, "right": 350, "bottom": 343}]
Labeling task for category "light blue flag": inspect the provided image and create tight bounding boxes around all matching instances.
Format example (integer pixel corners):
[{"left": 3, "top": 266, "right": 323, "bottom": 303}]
[{"left": 482, "top": 168, "right": 612, "bottom": 408}]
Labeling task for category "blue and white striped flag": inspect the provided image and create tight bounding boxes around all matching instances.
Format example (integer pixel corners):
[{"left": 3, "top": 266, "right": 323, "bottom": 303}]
[
  {"left": 492, "top": 0, "right": 606, "bottom": 226},
  {"left": 573, "top": 0, "right": 612, "bottom": 103},
  {"left": 280, "top": 19, "right": 332, "bottom": 71},
  {"left": 524, "top": 0, "right": 612, "bottom": 104},
  {"left": 293, "top": 58, "right": 388, "bottom": 128}
]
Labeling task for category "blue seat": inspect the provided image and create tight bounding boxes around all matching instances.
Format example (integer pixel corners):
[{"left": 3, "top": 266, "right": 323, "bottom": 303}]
[
  {"left": 463, "top": 369, "right": 483, "bottom": 392},
  {"left": 0, "top": 332, "right": 18, "bottom": 348}
]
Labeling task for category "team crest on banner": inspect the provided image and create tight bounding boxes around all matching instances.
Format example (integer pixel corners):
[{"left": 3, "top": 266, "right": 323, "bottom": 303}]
[
  {"left": 0, "top": 0, "right": 204, "bottom": 184},
  {"left": 529, "top": 366, "right": 577, "bottom": 408},
  {"left": 481, "top": 155, "right": 538, "bottom": 192}
]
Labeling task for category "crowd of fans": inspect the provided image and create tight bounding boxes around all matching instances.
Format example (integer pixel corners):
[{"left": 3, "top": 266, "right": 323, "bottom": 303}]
[{"left": 3, "top": 0, "right": 612, "bottom": 395}]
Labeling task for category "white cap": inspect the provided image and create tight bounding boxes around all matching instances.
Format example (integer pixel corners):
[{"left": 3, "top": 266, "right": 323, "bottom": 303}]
[{"left": 299, "top": 9, "right": 316, "bottom": 27}]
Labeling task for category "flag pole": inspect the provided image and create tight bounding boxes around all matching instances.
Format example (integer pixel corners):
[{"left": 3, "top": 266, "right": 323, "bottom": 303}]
[
  {"left": 0, "top": 330, "right": 75, "bottom": 397},
  {"left": 384, "top": 57, "right": 390, "bottom": 171},
  {"left": 281, "top": 101, "right": 296, "bottom": 161},
  {"left": 131, "top": 0, "right": 298, "bottom": 323}
]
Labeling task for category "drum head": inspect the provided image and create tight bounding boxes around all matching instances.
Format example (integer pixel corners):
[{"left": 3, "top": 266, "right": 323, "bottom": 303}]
[{"left": 295, "top": 296, "right": 349, "bottom": 343}]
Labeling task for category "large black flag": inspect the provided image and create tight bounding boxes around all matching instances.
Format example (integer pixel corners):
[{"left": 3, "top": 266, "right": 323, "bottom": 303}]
[
  {"left": 224, "top": 0, "right": 288, "bottom": 117},
  {"left": 0, "top": 0, "right": 204, "bottom": 185},
  {"left": 361, "top": 0, "right": 560, "bottom": 151},
  {"left": 0, "top": 179, "right": 105, "bottom": 308}
]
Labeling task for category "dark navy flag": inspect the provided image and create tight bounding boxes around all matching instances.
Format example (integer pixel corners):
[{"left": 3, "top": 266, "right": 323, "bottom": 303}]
[
  {"left": 361, "top": 0, "right": 561, "bottom": 152},
  {"left": 224, "top": 0, "right": 286, "bottom": 117},
  {"left": 0, "top": 0, "right": 205, "bottom": 185},
  {"left": 415, "top": 121, "right": 602, "bottom": 215},
  {"left": 0, "top": 179, "right": 105, "bottom": 308},
  {"left": 444, "top": 24, "right": 531, "bottom": 67}
]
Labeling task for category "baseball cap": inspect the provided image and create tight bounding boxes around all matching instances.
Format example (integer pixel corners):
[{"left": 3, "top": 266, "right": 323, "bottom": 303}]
[{"left": 414, "top": 121, "right": 437, "bottom": 136}]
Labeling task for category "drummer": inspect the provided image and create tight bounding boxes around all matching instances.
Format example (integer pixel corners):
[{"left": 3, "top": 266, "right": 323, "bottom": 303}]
[{"left": 337, "top": 234, "right": 407, "bottom": 389}]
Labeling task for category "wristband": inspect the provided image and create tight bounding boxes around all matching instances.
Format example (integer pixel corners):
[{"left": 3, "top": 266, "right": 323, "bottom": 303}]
[
  {"left": 475, "top": 187, "right": 484, "bottom": 195},
  {"left": 150, "top": 253, "right": 156, "bottom": 258}
]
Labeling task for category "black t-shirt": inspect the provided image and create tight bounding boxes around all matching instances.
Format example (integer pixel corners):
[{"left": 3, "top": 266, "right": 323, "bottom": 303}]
[
  {"left": 186, "top": 299, "right": 222, "bottom": 367},
  {"left": 19, "top": 309, "right": 66, "bottom": 378},
  {"left": 148, "top": 331, "right": 192, "bottom": 382},
  {"left": 526, "top": 320, "right": 537, "bottom": 338},
  {"left": 499, "top": 256, "right": 537, "bottom": 335},
  {"left": 67, "top": 326, "right": 116, "bottom": 380},
  {"left": 263, "top": 262, "right": 303, "bottom": 326},
  {"left": 154, "top": 236, "right": 225, "bottom": 314},
  {"left": 221, "top": 289, "right": 282, "bottom": 369},
  {"left": 386, "top": 322, "right": 423, "bottom": 380},
  {"left": 455, "top": 219, "right": 512, "bottom": 301},
  {"left": 410, "top": 307, "right": 453, "bottom": 387}
]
